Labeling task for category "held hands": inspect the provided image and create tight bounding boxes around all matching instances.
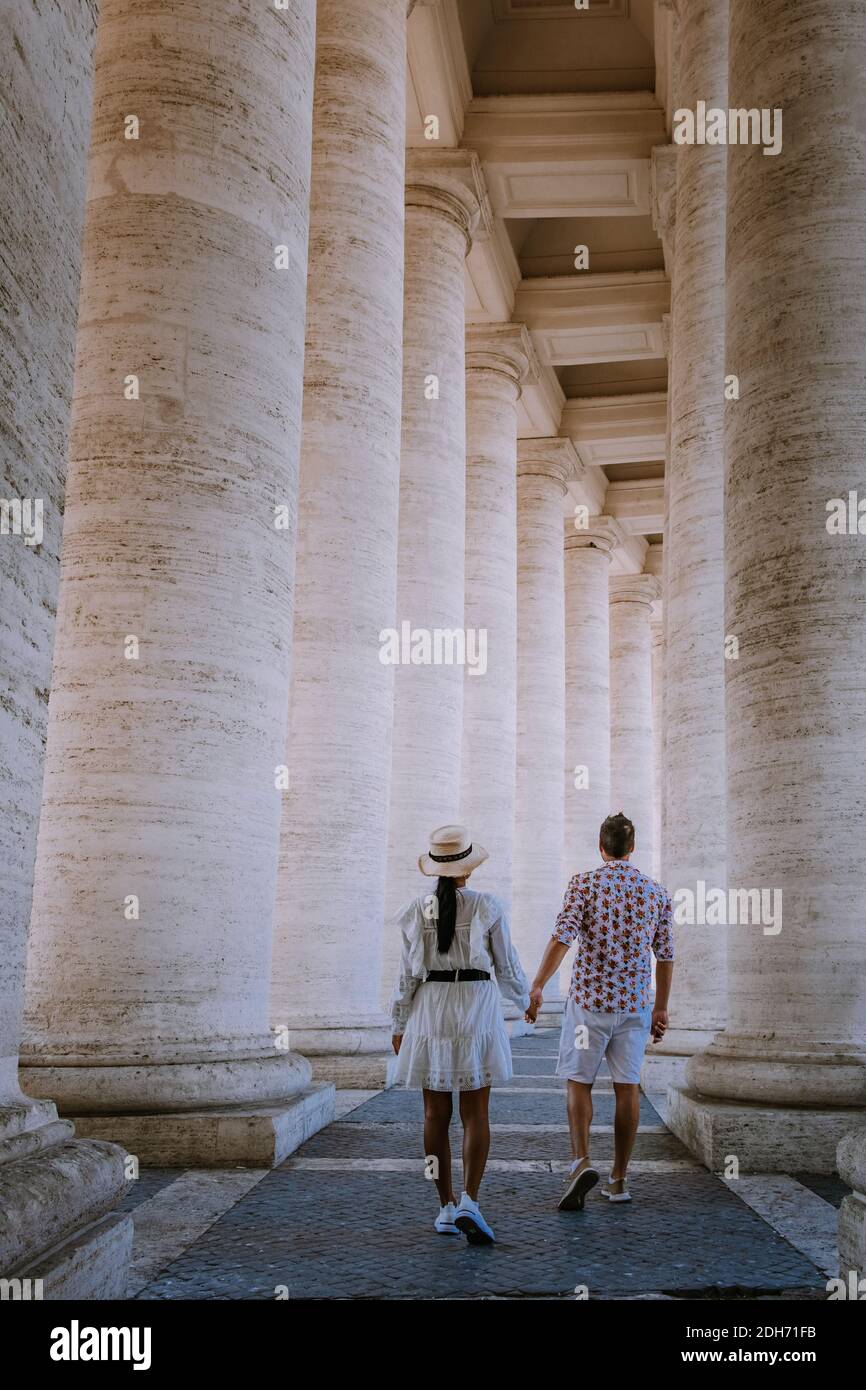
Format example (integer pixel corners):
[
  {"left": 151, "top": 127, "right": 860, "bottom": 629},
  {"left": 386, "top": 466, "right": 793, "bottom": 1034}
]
[
  {"left": 525, "top": 986, "right": 544, "bottom": 1024},
  {"left": 651, "top": 1008, "right": 668, "bottom": 1044},
  {"left": 391, "top": 1034, "right": 402, "bottom": 1055}
]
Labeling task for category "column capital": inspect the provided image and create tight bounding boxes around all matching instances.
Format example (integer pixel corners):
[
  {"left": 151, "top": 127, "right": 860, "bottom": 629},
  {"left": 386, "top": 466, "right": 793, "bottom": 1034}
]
[
  {"left": 564, "top": 513, "right": 626, "bottom": 559},
  {"left": 406, "top": 149, "right": 483, "bottom": 253},
  {"left": 650, "top": 143, "right": 678, "bottom": 274},
  {"left": 517, "top": 437, "right": 582, "bottom": 492},
  {"left": 609, "top": 573, "right": 662, "bottom": 608},
  {"left": 466, "top": 322, "right": 539, "bottom": 394}
]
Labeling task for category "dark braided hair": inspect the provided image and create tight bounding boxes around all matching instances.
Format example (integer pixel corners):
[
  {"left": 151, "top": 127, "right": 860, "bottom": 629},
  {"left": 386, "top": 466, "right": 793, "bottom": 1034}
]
[{"left": 435, "top": 876, "right": 458, "bottom": 954}]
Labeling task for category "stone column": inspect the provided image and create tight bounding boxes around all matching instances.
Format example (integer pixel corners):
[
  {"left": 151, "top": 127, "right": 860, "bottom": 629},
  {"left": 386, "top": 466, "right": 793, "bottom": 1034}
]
[
  {"left": 381, "top": 153, "right": 480, "bottom": 998},
  {"left": 650, "top": 612, "right": 664, "bottom": 882},
  {"left": 20, "top": 0, "right": 330, "bottom": 1168},
  {"left": 270, "top": 0, "right": 407, "bottom": 1090},
  {"left": 564, "top": 518, "right": 622, "bottom": 877},
  {"left": 608, "top": 575, "right": 661, "bottom": 878},
  {"left": 0, "top": 0, "right": 131, "bottom": 1297},
  {"left": 838, "top": 1134, "right": 866, "bottom": 1282},
  {"left": 459, "top": 323, "right": 535, "bottom": 911},
  {"left": 653, "top": 0, "right": 729, "bottom": 1091},
  {"left": 514, "top": 439, "right": 580, "bottom": 1011},
  {"left": 658, "top": 308, "right": 674, "bottom": 890},
  {"left": 669, "top": 0, "right": 866, "bottom": 1176}
]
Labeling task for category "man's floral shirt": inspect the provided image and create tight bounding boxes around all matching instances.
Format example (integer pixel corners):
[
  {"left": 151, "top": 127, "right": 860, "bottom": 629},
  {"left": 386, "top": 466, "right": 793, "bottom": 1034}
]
[{"left": 553, "top": 860, "right": 674, "bottom": 1013}]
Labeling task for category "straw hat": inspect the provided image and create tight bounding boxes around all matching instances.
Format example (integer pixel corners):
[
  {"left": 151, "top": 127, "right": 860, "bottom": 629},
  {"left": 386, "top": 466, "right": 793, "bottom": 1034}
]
[{"left": 419, "top": 824, "right": 489, "bottom": 878}]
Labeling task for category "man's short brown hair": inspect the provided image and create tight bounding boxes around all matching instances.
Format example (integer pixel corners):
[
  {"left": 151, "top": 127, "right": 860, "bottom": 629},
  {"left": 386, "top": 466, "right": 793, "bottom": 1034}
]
[{"left": 600, "top": 812, "right": 635, "bottom": 859}]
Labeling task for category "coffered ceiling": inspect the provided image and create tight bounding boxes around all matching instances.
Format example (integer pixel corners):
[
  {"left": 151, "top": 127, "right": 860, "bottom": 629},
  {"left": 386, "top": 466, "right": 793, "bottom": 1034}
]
[{"left": 407, "top": 0, "right": 675, "bottom": 574}]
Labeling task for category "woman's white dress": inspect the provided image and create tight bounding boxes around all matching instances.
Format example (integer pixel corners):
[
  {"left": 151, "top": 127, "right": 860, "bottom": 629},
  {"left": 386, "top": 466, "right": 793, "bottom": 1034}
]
[{"left": 389, "top": 888, "right": 530, "bottom": 1092}]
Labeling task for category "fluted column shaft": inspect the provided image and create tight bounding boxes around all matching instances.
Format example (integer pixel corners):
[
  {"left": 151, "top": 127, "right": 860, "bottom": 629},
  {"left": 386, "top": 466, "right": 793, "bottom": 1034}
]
[
  {"left": 270, "top": 0, "right": 407, "bottom": 1085},
  {"left": 664, "top": 0, "right": 728, "bottom": 1043},
  {"left": 381, "top": 158, "right": 479, "bottom": 995},
  {"left": 514, "top": 441, "right": 577, "bottom": 1001},
  {"left": 564, "top": 521, "right": 619, "bottom": 876},
  {"left": 22, "top": 1, "right": 317, "bottom": 1134},
  {"left": 459, "top": 326, "right": 532, "bottom": 911},
  {"left": 609, "top": 575, "right": 661, "bottom": 879},
  {"left": 687, "top": 0, "right": 866, "bottom": 1114}
]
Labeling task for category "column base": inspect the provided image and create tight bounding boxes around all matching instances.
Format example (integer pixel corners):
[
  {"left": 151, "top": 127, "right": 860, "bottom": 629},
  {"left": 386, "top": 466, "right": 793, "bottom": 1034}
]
[
  {"left": 19, "top": 1045, "right": 314, "bottom": 1113},
  {"left": 666, "top": 1083, "right": 865, "bottom": 1174},
  {"left": 285, "top": 1023, "right": 394, "bottom": 1090},
  {"left": 313, "top": 1055, "right": 392, "bottom": 1088},
  {"left": 641, "top": 1028, "right": 717, "bottom": 1097},
  {"left": 68, "top": 1085, "right": 335, "bottom": 1168},
  {"left": 685, "top": 1033, "right": 866, "bottom": 1107},
  {"left": 0, "top": 1120, "right": 132, "bottom": 1298},
  {"left": 837, "top": 1129, "right": 866, "bottom": 1280},
  {"left": 838, "top": 1195, "right": 866, "bottom": 1283},
  {"left": 9, "top": 1210, "right": 133, "bottom": 1301}
]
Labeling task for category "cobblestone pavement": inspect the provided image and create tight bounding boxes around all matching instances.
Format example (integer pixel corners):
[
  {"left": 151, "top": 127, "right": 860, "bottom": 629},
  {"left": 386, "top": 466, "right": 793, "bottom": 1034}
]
[{"left": 132, "top": 1030, "right": 839, "bottom": 1300}]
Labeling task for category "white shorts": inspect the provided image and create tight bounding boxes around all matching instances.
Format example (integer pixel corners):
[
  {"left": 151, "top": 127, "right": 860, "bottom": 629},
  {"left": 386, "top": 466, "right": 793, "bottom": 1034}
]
[{"left": 556, "top": 998, "right": 652, "bottom": 1085}]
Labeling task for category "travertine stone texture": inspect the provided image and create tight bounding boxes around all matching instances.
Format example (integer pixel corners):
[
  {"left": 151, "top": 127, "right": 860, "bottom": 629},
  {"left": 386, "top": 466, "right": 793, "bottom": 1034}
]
[
  {"left": 0, "top": 1137, "right": 130, "bottom": 1282},
  {"left": 16, "top": 1210, "right": 132, "bottom": 1301},
  {"left": 459, "top": 324, "right": 534, "bottom": 911},
  {"left": 837, "top": 1129, "right": 866, "bottom": 1278},
  {"left": 0, "top": 0, "right": 96, "bottom": 1116},
  {"left": 650, "top": 143, "right": 678, "bottom": 276},
  {"left": 663, "top": 0, "right": 728, "bottom": 1048},
  {"left": 650, "top": 614, "right": 663, "bottom": 881},
  {"left": 514, "top": 440, "right": 579, "bottom": 1003},
  {"left": 659, "top": 312, "right": 673, "bottom": 890},
  {"left": 667, "top": 1084, "right": 863, "bottom": 1176},
  {"left": 270, "top": 0, "right": 407, "bottom": 1085},
  {"left": 0, "top": 0, "right": 134, "bottom": 1297},
  {"left": 563, "top": 518, "right": 620, "bottom": 878},
  {"left": 643, "top": 608, "right": 693, "bottom": 1087},
  {"left": 77, "top": 1084, "right": 335, "bottom": 1168},
  {"left": 685, "top": 0, "right": 866, "bottom": 1119},
  {"left": 381, "top": 155, "right": 479, "bottom": 998},
  {"left": 21, "top": 0, "right": 320, "bottom": 1137},
  {"left": 609, "top": 575, "right": 661, "bottom": 878}
]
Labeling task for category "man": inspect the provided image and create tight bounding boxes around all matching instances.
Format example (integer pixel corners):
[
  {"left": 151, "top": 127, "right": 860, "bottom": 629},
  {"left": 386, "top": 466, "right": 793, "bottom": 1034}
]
[{"left": 526, "top": 812, "right": 673, "bottom": 1210}]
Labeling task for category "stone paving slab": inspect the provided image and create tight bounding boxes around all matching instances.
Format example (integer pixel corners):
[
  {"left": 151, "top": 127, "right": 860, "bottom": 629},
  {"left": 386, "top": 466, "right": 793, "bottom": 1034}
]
[
  {"left": 286, "top": 1157, "right": 700, "bottom": 1174},
  {"left": 722, "top": 1175, "right": 840, "bottom": 1277},
  {"left": 130, "top": 1028, "right": 833, "bottom": 1301},
  {"left": 127, "top": 1169, "right": 268, "bottom": 1297},
  {"left": 343, "top": 1086, "right": 663, "bottom": 1127},
  {"left": 299, "top": 1123, "right": 687, "bottom": 1164},
  {"left": 512, "top": 1057, "right": 563, "bottom": 1075},
  {"left": 118, "top": 1168, "right": 184, "bottom": 1213},
  {"left": 793, "top": 1173, "right": 851, "bottom": 1209},
  {"left": 135, "top": 1168, "right": 824, "bottom": 1301}
]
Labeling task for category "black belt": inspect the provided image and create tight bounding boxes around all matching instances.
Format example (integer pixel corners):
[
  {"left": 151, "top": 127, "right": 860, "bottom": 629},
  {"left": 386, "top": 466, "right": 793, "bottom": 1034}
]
[{"left": 424, "top": 969, "right": 491, "bottom": 982}]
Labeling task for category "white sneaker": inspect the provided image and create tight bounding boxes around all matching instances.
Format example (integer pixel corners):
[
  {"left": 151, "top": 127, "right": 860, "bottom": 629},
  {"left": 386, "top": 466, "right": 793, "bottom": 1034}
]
[
  {"left": 454, "top": 1192, "right": 496, "bottom": 1245},
  {"left": 434, "top": 1202, "right": 460, "bottom": 1234},
  {"left": 601, "top": 1175, "right": 632, "bottom": 1203}
]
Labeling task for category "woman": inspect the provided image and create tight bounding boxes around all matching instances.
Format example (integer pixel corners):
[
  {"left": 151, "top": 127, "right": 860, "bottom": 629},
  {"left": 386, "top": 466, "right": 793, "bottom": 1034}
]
[{"left": 390, "top": 824, "right": 529, "bottom": 1245}]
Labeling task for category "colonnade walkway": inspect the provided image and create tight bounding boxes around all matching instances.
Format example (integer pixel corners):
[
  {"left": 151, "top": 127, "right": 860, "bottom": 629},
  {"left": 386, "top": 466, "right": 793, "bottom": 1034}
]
[{"left": 119, "top": 1031, "right": 842, "bottom": 1300}]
